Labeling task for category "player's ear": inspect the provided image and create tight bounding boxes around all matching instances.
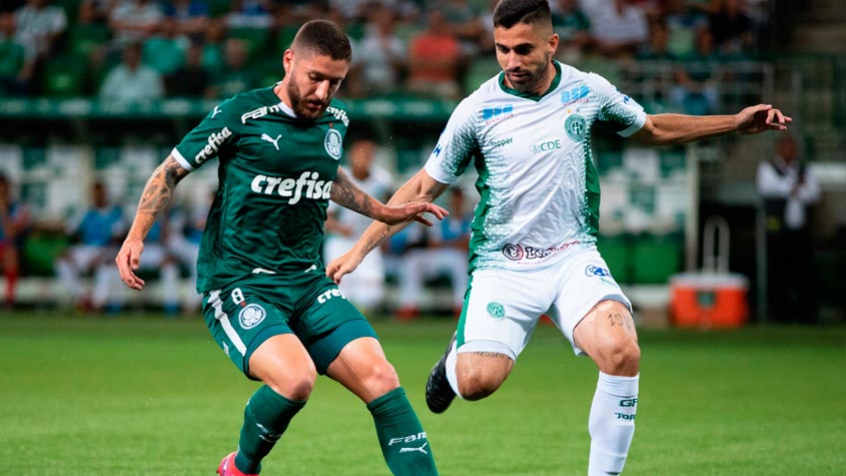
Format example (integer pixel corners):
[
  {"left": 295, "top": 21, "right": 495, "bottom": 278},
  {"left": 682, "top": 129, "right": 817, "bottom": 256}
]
[
  {"left": 548, "top": 32, "right": 559, "bottom": 54},
  {"left": 283, "top": 49, "right": 294, "bottom": 75}
]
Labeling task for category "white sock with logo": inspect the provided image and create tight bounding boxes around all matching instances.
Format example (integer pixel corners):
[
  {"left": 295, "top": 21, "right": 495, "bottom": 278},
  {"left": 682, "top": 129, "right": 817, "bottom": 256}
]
[
  {"left": 445, "top": 342, "right": 463, "bottom": 398},
  {"left": 588, "top": 371, "right": 639, "bottom": 476}
]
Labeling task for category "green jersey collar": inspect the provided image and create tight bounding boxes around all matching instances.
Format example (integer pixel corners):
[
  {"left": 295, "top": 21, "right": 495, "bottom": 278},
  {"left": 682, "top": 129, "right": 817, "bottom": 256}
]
[
  {"left": 262, "top": 86, "right": 296, "bottom": 118},
  {"left": 498, "top": 61, "right": 561, "bottom": 102}
]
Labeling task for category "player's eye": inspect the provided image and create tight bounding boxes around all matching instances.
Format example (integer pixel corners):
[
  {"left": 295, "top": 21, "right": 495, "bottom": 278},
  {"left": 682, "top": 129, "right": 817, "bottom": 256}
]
[
  {"left": 514, "top": 45, "right": 533, "bottom": 55},
  {"left": 496, "top": 45, "right": 510, "bottom": 54}
]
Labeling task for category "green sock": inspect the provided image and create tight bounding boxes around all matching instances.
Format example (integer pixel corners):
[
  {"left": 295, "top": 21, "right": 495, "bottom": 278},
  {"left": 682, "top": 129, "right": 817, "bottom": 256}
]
[
  {"left": 235, "top": 385, "right": 306, "bottom": 474},
  {"left": 367, "top": 387, "right": 439, "bottom": 476}
]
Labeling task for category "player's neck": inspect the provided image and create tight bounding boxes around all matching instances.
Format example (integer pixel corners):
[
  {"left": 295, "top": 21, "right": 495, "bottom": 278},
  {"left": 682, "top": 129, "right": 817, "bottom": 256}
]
[
  {"left": 503, "top": 60, "right": 558, "bottom": 97},
  {"left": 273, "top": 82, "right": 295, "bottom": 114}
]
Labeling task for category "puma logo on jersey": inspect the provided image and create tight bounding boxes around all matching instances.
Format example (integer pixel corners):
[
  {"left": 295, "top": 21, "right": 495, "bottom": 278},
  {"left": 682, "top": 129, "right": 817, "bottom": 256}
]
[
  {"left": 261, "top": 133, "right": 282, "bottom": 150},
  {"left": 194, "top": 127, "right": 232, "bottom": 164},
  {"left": 250, "top": 171, "right": 332, "bottom": 204},
  {"left": 399, "top": 442, "right": 429, "bottom": 455},
  {"left": 211, "top": 105, "right": 223, "bottom": 118}
]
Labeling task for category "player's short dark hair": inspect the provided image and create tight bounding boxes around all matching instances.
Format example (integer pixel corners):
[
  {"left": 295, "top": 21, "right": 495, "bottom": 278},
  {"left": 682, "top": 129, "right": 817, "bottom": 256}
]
[
  {"left": 291, "top": 19, "right": 352, "bottom": 62},
  {"left": 493, "top": 0, "right": 552, "bottom": 29}
]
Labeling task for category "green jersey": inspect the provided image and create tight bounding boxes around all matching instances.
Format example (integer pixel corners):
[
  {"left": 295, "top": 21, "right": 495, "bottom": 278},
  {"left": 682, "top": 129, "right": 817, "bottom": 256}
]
[{"left": 171, "top": 87, "right": 350, "bottom": 293}]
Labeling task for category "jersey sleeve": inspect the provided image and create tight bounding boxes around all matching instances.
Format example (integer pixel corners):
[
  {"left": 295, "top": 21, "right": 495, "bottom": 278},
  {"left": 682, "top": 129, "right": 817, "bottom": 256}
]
[
  {"left": 589, "top": 72, "right": 647, "bottom": 138},
  {"left": 424, "top": 98, "right": 480, "bottom": 185},
  {"left": 171, "top": 99, "right": 241, "bottom": 172}
]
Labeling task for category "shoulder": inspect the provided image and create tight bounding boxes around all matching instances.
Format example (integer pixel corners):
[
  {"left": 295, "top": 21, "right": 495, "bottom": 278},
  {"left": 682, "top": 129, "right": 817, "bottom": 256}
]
[{"left": 325, "top": 99, "right": 350, "bottom": 128}]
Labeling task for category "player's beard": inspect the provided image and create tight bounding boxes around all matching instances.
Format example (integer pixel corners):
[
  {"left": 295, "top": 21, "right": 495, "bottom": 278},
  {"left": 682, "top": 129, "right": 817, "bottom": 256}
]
[
  {"left": 507, "top": 52, "right": 552, "bottom": 94},
  {"left": 287, "top": 77, "right": 330, "bottom": 120}
]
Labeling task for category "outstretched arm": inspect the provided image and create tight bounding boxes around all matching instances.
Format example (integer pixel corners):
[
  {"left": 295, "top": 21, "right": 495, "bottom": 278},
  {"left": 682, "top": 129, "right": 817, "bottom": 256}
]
[
  {"left": 327, "top": 169, "right": 450, "bottom": 283},
  {"left": 116, "top": 156, "right": 189, "bottom": 290},
  {"left": 631, "top": 104, "right": 791, "bottom": 146},
  {"left": 331, "top": 166, "right": 448, "bottom": 226}
]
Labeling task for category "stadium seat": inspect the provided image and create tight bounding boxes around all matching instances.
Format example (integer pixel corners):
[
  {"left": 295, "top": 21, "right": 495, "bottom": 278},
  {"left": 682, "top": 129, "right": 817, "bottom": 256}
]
[
  {"left": 54, "top": 0, "right": 82, "bottom": 24},
  {"left": 22, "top": 234, "right": 68, "bottom": 277},
  {"left": 67, "top": 24, "right": 110, "bottom": 58},
  {"left": 631, "top": 234, "right": 681, "bottom": 284},
  {"left": 597, "top": 234, "right": 631, "bottom": 285},
  {"left": 41, "top": 55, "right": 87, "bottom": 97}
]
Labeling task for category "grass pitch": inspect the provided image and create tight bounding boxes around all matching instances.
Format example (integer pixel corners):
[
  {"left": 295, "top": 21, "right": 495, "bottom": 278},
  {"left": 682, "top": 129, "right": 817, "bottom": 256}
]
[{"left": 0, "top": 312, "right": 843, "bottom": 475}]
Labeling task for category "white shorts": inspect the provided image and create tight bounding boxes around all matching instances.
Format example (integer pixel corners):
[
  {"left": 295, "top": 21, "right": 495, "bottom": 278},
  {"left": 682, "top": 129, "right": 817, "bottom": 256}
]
[{"left": 457, "top": 245, "right": 631, "bottom": 360}]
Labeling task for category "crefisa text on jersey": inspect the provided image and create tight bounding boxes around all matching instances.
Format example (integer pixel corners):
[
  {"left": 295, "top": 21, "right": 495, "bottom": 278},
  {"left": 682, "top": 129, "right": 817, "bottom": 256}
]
[{"left": 250, "top": 171, "right": 332, "bottom": 204}]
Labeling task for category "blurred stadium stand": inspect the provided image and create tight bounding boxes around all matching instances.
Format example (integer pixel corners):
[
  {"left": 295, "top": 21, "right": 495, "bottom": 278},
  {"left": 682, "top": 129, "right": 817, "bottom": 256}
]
[{"left": 0, "top": 0, "right": 843, "bottom": 320}]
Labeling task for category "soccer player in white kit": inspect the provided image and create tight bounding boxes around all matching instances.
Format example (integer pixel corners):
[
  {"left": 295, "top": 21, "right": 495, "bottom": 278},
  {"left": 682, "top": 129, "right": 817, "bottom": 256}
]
[{"left": 327, "top": 1, "right": 791, "bottom": 474}]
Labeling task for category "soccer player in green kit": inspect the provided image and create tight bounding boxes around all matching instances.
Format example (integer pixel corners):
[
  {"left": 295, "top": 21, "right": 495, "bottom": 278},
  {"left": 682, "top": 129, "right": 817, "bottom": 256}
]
[{"left": 115, "top": 20, "right": 443, "bottom": 476}]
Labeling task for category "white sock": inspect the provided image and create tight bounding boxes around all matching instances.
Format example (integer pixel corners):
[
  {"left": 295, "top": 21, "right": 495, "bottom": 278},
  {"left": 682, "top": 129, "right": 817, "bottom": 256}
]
[
  {"left": 444, "top": 341, "right": 463, "bottom": 399},
  {"left": 588, "top": 371, "right": 639, "bottom": 476}
]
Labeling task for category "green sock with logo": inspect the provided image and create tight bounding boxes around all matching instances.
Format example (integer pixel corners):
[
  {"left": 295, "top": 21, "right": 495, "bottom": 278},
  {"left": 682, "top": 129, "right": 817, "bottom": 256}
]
[
  {"left": 367, "top": 387, "right": 439, "bottom": 476},
  {"left": 235, "top": 385, "right": 306, "bottom": 474}
]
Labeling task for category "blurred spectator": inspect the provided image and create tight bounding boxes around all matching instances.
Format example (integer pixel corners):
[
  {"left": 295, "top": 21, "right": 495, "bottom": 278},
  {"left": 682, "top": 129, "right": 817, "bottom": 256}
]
[
  {"left": 225, "top": 0, "right": 272, "bottom": 29},
  {"left": 348, "top": 4, "right": 406, "bottom": 97},
  {"left": 0, "top": 13, "right": 30, "bottom": 96},
  {"left": 108, "top": 0, "right": 162, "bottom": 46},
  {"left": 167, "top": 193, "right": 210, "bottom": 313},
  {"left": 0, "top": 174, "right": 30, "bottom": 308},
  {"left": 636, "top": 19, "right": 673, "bottom": 60},
  {"left": 757, "top": 135, "right": 821, "bottom": 324},
  {"left": 99, "top": 41, "right": 164, "bottom": 101},
  {"left": 707, "top": 0, "right": 754, "bottom": 54},
  {"left": 663, "top": 0, "right": 708, "bottom": 59},
  {"left": 396, "top": 187, "right": 471, "bottom": 318},
  {"left": 580, "top": 0, "right": 648, "bottom": 57},
  {"left": 209, "top": 38, "right": 257, "bottom": 98},
  {"left": 162, "top": 0, "right": 209, "bottom": 36},
  {"left": 200, "top": 18, "right": 225, "bottom": 73},
  {"left": 78, "top": 0, "right": 115, "bottom": 25},
  {"left": 324, "top": 138, "right": 393, "bottom": 315},
  {"left": 407, "top": 10, "right": 462, "bottom": 100},
  {"left": 166, "top": 39, "right": 211, "bottom": 97},
  {"left": 13, "top": 0, "right": 67, "bottom": 56},
  {"left": 439, "top": 0, "right": 485, "bottom": 56},
  {"left": 551, "top": 0, "right": 590, "bottom": 63},
  {"left": 142, "top": 18, "right": 188, "bottom": 76},
  {"left": 55, "top": 182, "right": 124, "bottom": 312},
  {"left": 669, "top": 28, "right": 719, "bottom": 115},
  {"left": 13, "top": 0, "right": 67, "bottom": 72}
]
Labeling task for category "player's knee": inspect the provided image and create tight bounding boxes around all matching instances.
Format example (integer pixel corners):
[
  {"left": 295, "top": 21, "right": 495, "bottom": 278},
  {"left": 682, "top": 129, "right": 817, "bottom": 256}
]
[
  {"left": 363, "top": 360, "right": 400, "bottom": 396},
  {"left": 602, "top": 338, "right": 640, "bottom": 376},
  {"left": 264, "top": 366, "right": 317, "bottom": 401},
  {"left": 458, "top": 368, "right": 506, "bottom": 401}
]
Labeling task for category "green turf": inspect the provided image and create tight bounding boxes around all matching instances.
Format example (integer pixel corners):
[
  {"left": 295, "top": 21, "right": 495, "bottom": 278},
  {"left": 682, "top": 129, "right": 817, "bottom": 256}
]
[{"left": 0, "top": 312, "right": 843, "bottom": 475}]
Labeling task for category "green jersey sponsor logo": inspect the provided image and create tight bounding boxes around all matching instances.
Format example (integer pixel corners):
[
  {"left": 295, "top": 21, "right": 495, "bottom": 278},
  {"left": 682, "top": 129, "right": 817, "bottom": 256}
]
[
  {"left": 487, "top": 302, "right": 505, "bottom": 319},
  {"left": 565, "top": 114, "right": 587, "bottom": 141},
  {"left": 325, "top": 106, "right": 350, "bottom": 126},
  {"left": 530, "top": 139, "right": 562, "bottom": 154},
  {"left": 490, "top": 137, "right": 513, "bottom": 149},
  {"left": 195, "top": 127, "right": 232, "bottom": 164},
  {"left": 250, "top": 170, "right": 333, "bottom": 204}
]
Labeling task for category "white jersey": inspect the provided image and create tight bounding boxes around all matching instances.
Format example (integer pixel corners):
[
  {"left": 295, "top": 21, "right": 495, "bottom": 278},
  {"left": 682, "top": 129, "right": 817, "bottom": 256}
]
[{"left": 424, "top": 61, "right": 646, "bottom": 271}]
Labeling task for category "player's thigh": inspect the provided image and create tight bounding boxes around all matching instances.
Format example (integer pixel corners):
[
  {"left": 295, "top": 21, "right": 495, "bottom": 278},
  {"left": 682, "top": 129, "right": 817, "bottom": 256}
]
[
  {"left": 294, "top": 274, "right": 379, "bottom": 376},
  {"left": 202, "top": 285, "right": 298, "bottom": 380},
  {"left": 549, "top": 247, "right": 636, "bottom": 357},
  {"left": 326, "top": 336, "right": 399, "bottom": 403},
  {"left": 458, "top": 269, "right": 554, "bottom": 362}
]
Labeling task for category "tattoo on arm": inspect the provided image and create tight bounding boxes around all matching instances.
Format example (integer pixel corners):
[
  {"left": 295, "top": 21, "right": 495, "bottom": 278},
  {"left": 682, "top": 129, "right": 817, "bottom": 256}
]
[
  {"left": 330, "top": 167, "right": 376, "bottom": 218},
  {"left": 606, "top": 312, "right": 635, "bottom": 331},
  {"left": 138, "top": 156, "right": 188, "bottom": 216}
]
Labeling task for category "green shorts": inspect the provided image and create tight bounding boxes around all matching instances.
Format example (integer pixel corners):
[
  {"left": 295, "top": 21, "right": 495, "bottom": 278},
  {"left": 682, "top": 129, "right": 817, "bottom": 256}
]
[{"left": 201, "top": 271, "right": 378, "bottom": 378}]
